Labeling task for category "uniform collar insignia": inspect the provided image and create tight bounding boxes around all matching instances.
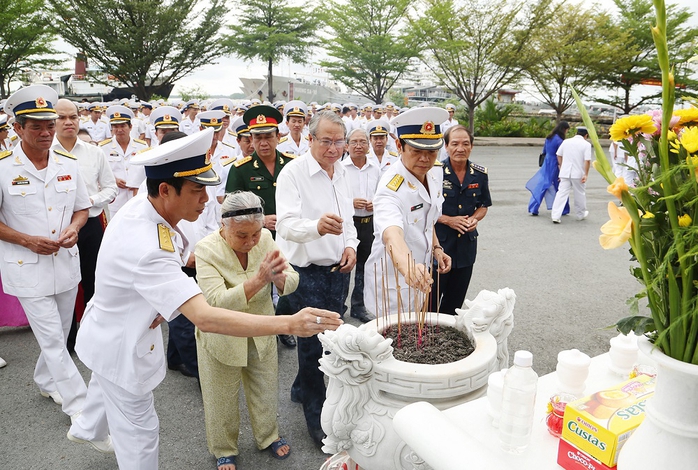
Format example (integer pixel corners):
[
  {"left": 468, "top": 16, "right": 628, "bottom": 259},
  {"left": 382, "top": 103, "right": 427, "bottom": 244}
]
[
  {"left": 14, "top": 155, "right": 22, "bottom": 165},
  {"left": 253, "top": 159, "right": 259, "bottom": 169},
  {"left": 407, "top": 181, "right": 417, "bottom": 190},
  {"left": 445, "top": 166, "right": 451, "bottom": 175}
]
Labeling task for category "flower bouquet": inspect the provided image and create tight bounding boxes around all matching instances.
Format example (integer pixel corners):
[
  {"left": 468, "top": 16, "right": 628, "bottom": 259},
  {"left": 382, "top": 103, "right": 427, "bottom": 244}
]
[{"left": 572, "top": 0, "right": 698, "bottom": 365}]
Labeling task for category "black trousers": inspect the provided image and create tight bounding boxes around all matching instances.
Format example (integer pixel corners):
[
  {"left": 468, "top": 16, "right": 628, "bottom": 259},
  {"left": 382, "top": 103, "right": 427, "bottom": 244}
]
[
  {"left": 67, "top": 215, "right": 104, "bottom": 351},
  {"left": 284, "top": 264, "right": 349, "bottom": 431},
  {"left": 350, "top": 216, "right": 374, "bottom": 312},
  {"left": 166, "top": 266, "right": 199, "bottom": 378},
  {"left": 429, "top": 265, "right": 474, "bottom": 315}
]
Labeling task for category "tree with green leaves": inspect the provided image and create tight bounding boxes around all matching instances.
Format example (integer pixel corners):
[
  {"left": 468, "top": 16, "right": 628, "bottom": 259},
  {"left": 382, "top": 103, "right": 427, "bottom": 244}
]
[
  {"left": 410, "top": 0, "right": 553, "bottom": 134},
  {"left": 595, "top": 0, "right": 698, "bottom": 114},
  {"left": 524, "top": 2, "right": 633, "bottom": 122},
  {"left": 224, "top": 0, "right": 318, "bottom": 103},
  {"left": 49, "top": 0, "right": 228, "bottom": 100},
  {"left": 0, "top": 0, "right": 61, "bottom": 98},
  {"left": 320, "top": 0, "right": 420, "bottom": 104}
]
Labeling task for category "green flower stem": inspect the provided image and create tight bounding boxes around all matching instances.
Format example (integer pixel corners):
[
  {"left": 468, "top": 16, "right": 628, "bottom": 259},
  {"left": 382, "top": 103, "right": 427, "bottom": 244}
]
[
  {"left": 571, "top": 88, "right": 615, "bottom": 185},
  {"left": 653, "top": 0, "right": 690, "bottom": 360}
]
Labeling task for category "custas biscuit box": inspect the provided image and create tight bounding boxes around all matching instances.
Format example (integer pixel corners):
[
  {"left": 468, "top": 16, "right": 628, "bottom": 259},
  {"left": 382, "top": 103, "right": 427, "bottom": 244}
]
[{"left": 560, "top": 375, "right": 655, "bottom": 466}]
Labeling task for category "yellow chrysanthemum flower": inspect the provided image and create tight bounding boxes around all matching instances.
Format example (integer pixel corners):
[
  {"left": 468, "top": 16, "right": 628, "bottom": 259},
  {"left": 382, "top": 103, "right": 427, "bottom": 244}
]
[
  {"left": 600, "top": 202, "right": 633, "bottom": 249},
  {"left": 674, "top": 108, "right": 698, "bottom": 126},
  {"left": 642, "top": 212, "right": 655, "bottom": 219},
  {"left": 679, "top": 126, "right": 698, "bottom": 154},
  {"left": 607, "top": 177, "right": 628, "bottom": 199},
  {"left": 679, "top": 214, "right": 692, "bottom": 227},
  {"left": 609, "top": 115, "right": 657, "bottom": 142},
  {"left": 687, "top": 155, "right": 698, "bottom": 182}
]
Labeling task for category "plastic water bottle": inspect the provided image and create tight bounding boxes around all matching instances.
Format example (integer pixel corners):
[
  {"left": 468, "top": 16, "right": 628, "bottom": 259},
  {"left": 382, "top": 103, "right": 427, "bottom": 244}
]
[{"left": 498, "top": 350, "right": 538, "bottom": 454}]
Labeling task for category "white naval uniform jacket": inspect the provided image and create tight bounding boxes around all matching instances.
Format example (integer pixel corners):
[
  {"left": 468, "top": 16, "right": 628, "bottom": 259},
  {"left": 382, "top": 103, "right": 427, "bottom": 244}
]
[
  {"left": 364, "top": 160, "right": 443, "bottom": 316},
  {"left": 276, "top": 134, "right": 309, "bottom": 156},
  {"left": 75, "top": 195, "right": 202, "bottom": 395},
  {"left": 0, "top": 146, "right": 91, "bottom": 297},
  {"left": 101, "top": 137, "right": 148, "bottom": 214}
]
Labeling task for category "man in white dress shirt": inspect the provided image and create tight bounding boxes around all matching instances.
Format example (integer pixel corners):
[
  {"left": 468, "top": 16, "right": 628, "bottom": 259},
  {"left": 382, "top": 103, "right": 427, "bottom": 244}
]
[
  {"left": 342, "top": 128, "right": 379, "bottom": 322},
  {"left": 275, "top": 111, "right": 358, "bottom": 446},
  {"left": 277, "top": 100, "right": 310, "bottom": 156},
  {"left": 367, "top": 119, "right": 399, "bottom": 174},
  {"left": 0, "top": 86, "right": 91, "bottom": 419},
  {"left": 179, "top": 100, "right": 200, "bottom": 136},
  {"left": 551, "top": 126, "right": 592, "bottom": 223},
  {"left": 80, "top": 103, "right": 110, "bottom": 142},
  {"left": 53, "top": 99, "right": 118, "bottom": 353}
]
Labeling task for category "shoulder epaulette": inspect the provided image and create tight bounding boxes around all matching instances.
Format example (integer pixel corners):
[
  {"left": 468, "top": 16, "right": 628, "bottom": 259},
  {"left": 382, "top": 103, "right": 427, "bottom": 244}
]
[
  {"left": 221, "top": 141, "right": 236, "bottom": 149},
  {"left": 0, "top": 150, "right": 12, "bottom": 161},
  {"left": 54, "top": 149, "right": 77, "bottom": 160},
  {"left": 157, "top": 223, "right": 175, "bottom": 252},
  {"left": 386, "top": 174, "right": 404, "bottom": 191},
  {"left": 304, "top": 135, "right": 310, "bottom": 141},
  {"left": 134, "top": 138, "right": 148, "bottom": 145},
  {"left": 471, "top": 162, "right": 488, "bottom": 174},
  {"left": 282, "top": 152, "right": 296, "bottom": 159},
  {"left": 9, "top": 135, "right": 18, "bottom": 142},
  {"left": 227, "top": 129, "right": 236, "bottom": 136},
  {"left": 433, "top": 160, "right": 443, "bottom": 166},
  {"left": 98, "top": 138, "right": 112, "bottom": 146},
  {"left": 389, "top": 150, "right": 398, "bottom": 157},
  {"left": 222, "top": 157, "right": 236, "bottom": 167},
  {"left": 136, "top": 147, "right": 153, "bottom": 155},
  {"left": 234, "top": 155, "right": 252, "bottom": 167},
  {"left": 279, "top": 136, "right": 289, "bottom": 143}
]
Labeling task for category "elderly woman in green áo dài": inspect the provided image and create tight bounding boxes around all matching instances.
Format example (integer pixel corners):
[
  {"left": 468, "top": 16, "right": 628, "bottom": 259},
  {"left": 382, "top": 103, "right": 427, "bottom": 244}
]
[{"left": 195, "top": 191, "right": 298, "bottom": 470}]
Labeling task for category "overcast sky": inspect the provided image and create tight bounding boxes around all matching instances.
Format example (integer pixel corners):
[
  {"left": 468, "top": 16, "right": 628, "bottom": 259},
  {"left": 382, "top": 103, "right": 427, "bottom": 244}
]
[{"left": 51, "top": 0, "right": 698, "bottom": 98}]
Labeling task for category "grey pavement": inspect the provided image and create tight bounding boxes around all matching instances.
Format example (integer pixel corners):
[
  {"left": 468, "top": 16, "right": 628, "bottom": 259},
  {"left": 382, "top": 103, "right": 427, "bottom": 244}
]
[{"left": 0, "top": 141, "right": 642, "bottom": 469}]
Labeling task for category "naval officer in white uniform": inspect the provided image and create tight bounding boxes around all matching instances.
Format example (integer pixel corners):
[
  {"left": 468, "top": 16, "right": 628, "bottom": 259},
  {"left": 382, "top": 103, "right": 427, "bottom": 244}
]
[
  {"left": 364, "top": 107, "right": 452, "bottom": 316},
  {"left": 0, "top": 85, "right": 91, "bottom": 419}
]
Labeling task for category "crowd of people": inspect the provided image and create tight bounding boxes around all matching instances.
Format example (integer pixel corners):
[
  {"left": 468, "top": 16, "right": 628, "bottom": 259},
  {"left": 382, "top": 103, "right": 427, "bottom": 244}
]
[{"left": 0, "top": 85, "right": 491, "bottom": 470}]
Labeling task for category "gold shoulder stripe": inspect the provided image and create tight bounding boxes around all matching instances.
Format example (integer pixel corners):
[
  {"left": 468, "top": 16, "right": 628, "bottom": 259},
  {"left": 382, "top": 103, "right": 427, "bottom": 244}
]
[
  {"left": 282, "top": 152, "right": 296, "bottom": 159},
  {"left": 279, "top": 136, "right": 288, "bottom": 143},
  {"left": 0, "top": 150, "right": 12, "bottom": 161},
  {"left": 54, "top": 149, "right": 77, "bottom": 160},
  {"left": 389, "top": 150, "right": 398, "bottom": 157},
  {"left": 134, "top": 138, "right": 148, "bottom": 145},
  {"left": 471, "top": 162, "right": 488, "bottom": 174},
  {"left": 386, "top": 174, "right": 404, "bottom": 191},
  {"left": 10, "top": 135, "right": 18, "bottom": 141},
  {"left": 98, "top": 138, "right": 112, "bottom": 146},
  {"left": 157, "top": 224, "right": 175, "bottom": 253},
  {"left": 221, "top": 141, "right": 235, "bottom": 149},
  {"left": 433, "top": 160, "right": 443, "bottom": 166},
  {"left": 222, "top": 157, "right": 236, "bottom": 167},
  {"left": 234, "top": 155, "right": 252, "bottom": 167}
]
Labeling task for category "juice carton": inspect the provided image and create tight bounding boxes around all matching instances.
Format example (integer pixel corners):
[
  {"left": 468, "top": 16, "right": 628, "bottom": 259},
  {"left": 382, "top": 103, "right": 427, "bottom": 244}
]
[{"left": 560, "top": 374, "right": 655, "bottom": 466}]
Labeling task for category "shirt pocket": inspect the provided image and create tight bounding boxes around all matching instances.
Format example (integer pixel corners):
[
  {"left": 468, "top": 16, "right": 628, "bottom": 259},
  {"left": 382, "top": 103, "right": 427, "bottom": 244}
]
[
  {"left": 134, "top": 327, "right": 161, "bottom": 384},
  {"left": 7, "top": 183, "right": 40, "bottom": 215},
  {"left": 3, "top": 247, "right": 39, "bottom": 288}
]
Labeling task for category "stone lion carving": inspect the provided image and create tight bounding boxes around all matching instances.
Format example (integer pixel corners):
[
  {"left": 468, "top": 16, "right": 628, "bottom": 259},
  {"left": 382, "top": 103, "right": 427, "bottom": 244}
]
[
  {"left": 319, "top": 324, "right": 394, "bottom": 457},
  {"left": 456, "top": 288, "right": 515, "bottom": 370}
]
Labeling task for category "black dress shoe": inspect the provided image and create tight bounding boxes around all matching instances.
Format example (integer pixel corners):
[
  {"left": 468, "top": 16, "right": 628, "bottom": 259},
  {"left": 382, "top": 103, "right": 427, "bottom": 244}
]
[
  {"left": 308, "top": 427, "right": 326, "bottom": 446},
  {"left": 278, "top": 334, "right": 297, "bottom": 348},
  {"left": 168, "top": 363, "right": 196, "bottom": 378},
  {"left": 350, "top": 310, "right": 375, "bottom": 323}
]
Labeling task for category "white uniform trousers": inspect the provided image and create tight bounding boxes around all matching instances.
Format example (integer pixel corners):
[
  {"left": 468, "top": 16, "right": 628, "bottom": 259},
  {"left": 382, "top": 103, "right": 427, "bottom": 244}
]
[
  {"left": 18, "top": 287, "right": 87, "bottom": 416},
  {"left": 551, "top": 177, "right": 586, "bottom": 220},
  {"left": 70, "top": 372, "right": 159, "bottom": 470}
]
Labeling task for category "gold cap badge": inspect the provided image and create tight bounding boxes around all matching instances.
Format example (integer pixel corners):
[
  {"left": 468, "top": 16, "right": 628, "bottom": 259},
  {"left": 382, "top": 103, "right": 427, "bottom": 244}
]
[
  {"left": 420, "top": 121, "right": 435, "bottom": 134},
  {"left": 35, "top": 97, "right": 47, "bottom": 108}
]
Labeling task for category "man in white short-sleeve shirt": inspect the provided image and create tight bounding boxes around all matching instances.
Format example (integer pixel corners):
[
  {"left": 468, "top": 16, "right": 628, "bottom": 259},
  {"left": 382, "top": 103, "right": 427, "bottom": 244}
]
[{"left": 551, "top": 127, "right": 592, "bottom": 223}]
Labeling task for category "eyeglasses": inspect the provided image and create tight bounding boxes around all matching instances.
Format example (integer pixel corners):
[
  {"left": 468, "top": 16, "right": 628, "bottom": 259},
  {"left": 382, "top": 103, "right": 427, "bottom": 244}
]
[
  {"left": 315, "top": 139, "right": 346, "bottom": 149},
  {"left": 348, "top": 140, "right": 368, "bottom": 147}
]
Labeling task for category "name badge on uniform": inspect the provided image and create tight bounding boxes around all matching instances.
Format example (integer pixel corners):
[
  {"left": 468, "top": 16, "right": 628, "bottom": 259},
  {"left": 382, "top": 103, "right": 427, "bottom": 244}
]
[
  {"left": 468, "top": 183, "right": 479, "bottom": 189},
  {"left": 250, "top": 176, "right": 264, "bottom": 182},
  {"left": 411, "top": 203, "right": 423, "bottom": 212},
  {"left": 12, "top": 175, "right": 29, "bottom": 185},
  {"left": 57, "top": 175, "right": 72, "bottom": 182}
]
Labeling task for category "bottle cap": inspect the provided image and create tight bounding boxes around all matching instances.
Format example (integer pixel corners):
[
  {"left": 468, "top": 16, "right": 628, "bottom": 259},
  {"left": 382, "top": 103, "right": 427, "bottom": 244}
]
[{"left": 514, "top": 350, "right": 533, "bottom": 367}]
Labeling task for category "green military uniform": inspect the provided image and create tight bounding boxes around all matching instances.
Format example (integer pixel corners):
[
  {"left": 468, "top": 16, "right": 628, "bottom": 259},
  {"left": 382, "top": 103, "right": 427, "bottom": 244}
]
[{"left": 225, "top": 149, "right": 295, "bottom": 233}]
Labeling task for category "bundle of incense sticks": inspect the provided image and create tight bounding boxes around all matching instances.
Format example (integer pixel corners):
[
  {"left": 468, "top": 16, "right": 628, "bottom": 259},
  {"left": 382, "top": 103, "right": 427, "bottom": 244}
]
[{"left": 372, "top": 246, "right": 440, "bottom": 351}]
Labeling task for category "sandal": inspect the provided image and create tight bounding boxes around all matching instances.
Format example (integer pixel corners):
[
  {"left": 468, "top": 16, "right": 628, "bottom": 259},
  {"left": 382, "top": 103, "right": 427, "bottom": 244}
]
[
  {"left": 269, "top": 436, "right": 291, "bottom": 460},
  {"left": 216, "top": 455, "right": 237, "bottom": 469}
]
